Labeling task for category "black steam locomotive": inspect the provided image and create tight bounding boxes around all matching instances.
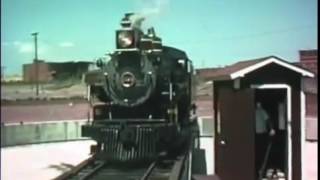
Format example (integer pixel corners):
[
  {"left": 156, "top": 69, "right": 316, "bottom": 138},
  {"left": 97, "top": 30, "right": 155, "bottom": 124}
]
[{"left": 82, "top": 13, "right": 198, "bottom": 163}]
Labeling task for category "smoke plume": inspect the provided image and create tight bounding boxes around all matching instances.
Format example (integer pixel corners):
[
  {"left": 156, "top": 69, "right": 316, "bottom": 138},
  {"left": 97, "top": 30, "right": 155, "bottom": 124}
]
[{"left": 135, "top": 0, "right": 170, "bottom": 28}]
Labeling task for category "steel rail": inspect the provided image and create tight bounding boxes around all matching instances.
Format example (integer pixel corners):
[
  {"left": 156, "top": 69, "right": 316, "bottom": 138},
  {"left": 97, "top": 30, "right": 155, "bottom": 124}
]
[
  {"left": 54, "top": 155, "right": 96, "bottom": 180},
  {"left": 55, "top": 153, "right": 190, "bottom": 180},
  {"left": 168, "top": 154, "right": 188, "bottom": 180},
  {"left": 140, "top": 161, "right": 158, "bottom": 180}
]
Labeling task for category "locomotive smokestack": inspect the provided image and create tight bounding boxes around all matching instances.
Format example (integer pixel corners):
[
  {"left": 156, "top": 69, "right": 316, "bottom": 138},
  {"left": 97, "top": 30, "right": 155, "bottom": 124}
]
[
  {"left": 120, "top": 13, "right": 145, "bottom": 30},
  {"left": 120, "top": 13, "right": 134, "bottom": 28},
  {"left": 125, "top": 13, "right": 134, "bottom": 18}
]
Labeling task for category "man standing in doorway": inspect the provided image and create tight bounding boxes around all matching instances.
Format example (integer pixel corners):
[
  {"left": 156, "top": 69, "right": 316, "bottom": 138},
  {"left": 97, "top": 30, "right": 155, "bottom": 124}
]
[{"left": 255, "top": 102, "right": 275, "bottom": 179}]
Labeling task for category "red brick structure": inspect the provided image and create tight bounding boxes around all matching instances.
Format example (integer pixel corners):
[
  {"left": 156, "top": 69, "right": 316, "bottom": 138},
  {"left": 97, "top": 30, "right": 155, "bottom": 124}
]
[
  {"left": 23, "top": 60, "right": 52, "bottom": 83},
  {"left": 23, "top": 61, "right": 94, "bottom": 83},
  {"left": 196, "top": 68, "right": 220, "bottom": 81},
  {"left": 298, "top": 50, "right": 317, "bottom": 117},
  {"left": 295, "top": 49, "right": 318, "bottom": 140},
  {"left": 299, "top": 50, "right": 317, "bottom": 73}
]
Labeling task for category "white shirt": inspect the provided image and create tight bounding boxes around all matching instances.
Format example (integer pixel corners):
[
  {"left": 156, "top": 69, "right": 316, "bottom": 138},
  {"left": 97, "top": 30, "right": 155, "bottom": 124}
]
[{"left": 255, "top": 107, "right": 269, "bottom": 134}]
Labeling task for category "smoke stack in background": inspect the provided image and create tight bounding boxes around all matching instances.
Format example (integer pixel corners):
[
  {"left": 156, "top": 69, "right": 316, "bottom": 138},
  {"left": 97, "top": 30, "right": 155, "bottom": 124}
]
[
  {"left": 120, "top": 13, "right": 134, "bottom": 28},
  {"left": 120, "top": 13, "right": 146, "bottom": 30}
]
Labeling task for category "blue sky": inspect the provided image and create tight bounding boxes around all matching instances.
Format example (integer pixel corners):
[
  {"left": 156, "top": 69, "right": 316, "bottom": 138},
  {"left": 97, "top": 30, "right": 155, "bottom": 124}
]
[{"left": 1, "top": 0, "right": 317, "bottom": 75}]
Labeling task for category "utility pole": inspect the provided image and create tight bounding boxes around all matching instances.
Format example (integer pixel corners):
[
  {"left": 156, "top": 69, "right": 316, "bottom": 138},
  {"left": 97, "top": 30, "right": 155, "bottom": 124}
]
[
  {"left": 31, "top": 32, "right": 39, "bottom": 97},
  {"left": 201, "top": 59, "right": 206, "bottom": 67}
]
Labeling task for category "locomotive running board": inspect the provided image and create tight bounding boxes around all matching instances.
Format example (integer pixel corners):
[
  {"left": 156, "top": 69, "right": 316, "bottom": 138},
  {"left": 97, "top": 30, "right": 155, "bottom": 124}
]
[{"left": 90, "top": 119, "right": 170, "bottom": 125}]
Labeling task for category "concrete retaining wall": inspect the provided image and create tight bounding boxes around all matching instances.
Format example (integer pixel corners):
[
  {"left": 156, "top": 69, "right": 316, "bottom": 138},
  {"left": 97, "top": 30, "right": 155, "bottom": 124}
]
[
  {"left": 1, "top": 120, "right": 89, "bottom": 147},
  {"left": 1, "top": 118, "right": 214, "bottom": 147}
]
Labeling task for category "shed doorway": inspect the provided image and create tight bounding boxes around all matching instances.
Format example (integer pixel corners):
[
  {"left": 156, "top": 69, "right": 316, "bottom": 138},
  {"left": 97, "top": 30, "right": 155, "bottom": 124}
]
[{"left": 253, "top": 86, "right": 290, "bottom": 179}]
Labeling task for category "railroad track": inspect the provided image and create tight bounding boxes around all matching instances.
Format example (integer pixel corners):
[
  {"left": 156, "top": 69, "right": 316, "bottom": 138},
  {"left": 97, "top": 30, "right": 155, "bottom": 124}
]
[{"left": 54, "top": 153, "right": 190, "bottom": 180}]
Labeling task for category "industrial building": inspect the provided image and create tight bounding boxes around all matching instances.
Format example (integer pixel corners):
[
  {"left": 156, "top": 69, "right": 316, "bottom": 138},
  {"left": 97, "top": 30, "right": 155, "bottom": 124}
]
[
  {"left": 23, "top": 60, "right": 95, "bottom": 83},
  {"left": 294, "top": 49, "right": 318, "bottom": 140}
]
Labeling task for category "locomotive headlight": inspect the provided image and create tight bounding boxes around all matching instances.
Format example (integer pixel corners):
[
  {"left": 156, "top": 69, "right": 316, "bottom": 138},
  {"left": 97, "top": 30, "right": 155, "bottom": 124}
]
[
  {"left": 118, "top": 31, "right": 133, "bottom": 48},
  {"left": 121, "top": 72, "right": 136, "bottom": 88}
]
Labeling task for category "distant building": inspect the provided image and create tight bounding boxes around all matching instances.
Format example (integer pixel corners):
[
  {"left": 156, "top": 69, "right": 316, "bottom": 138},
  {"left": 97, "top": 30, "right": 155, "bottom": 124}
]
[
  {"left": 298, "top": 49, "right": 318, "bottom": 73},
  {"left": 295, "top": 50, "right": 317, "bottom": 118},
  {"left": 3, "top": 74, "right": 23, "bottom": 82},
  {"left": 294, "top": 49, "right": 318, "bottom": 140},
  {"left": 23, "top": 60, "right": 94, "bottom": 83},
  {"left": 23, "top": 60, "right": 52, "bottom": 83},
  {"left": 196, "top": 67, "right": 220, "bottom": 81},
  {"left": 47, "top": 61, "right": 94, "bottom": 81}
]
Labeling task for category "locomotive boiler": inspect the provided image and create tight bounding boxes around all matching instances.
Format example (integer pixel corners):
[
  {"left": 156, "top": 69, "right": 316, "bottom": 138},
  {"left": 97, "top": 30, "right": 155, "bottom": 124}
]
[{"left": 82, "top": 13, "right": 198, "bottom": 163}]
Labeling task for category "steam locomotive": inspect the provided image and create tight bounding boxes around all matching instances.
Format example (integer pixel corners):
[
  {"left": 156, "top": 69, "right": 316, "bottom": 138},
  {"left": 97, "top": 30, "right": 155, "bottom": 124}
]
[{"left": 82, "top": 13, "right": 198, "bottom": 163}]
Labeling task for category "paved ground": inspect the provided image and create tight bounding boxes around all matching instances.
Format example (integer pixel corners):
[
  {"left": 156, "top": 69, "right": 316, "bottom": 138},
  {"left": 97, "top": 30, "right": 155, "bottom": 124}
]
[
  {"left": 305, "top": 141, "right": 318, "bottom": 180},
  {"left": 0, "top": 138, "right": 212, "bottom": 180},
  {"left": 1, "top": 139, "right": 317, "bottom": 180},
  {"left": 1, "top": 140, "right": 96, "bottom": 180},
  {"left": 200, "top": 137, "right": 214, "bottom": 175}
]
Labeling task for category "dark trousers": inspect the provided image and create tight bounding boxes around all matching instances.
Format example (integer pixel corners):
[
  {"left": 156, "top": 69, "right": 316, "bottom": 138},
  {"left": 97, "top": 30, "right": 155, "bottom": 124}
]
[
  {"left": 270, "top": 130, "right": 286, "bottom": 171},
  {"left": 255, "top": 133, "right": 269, "bottom": 178}
]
